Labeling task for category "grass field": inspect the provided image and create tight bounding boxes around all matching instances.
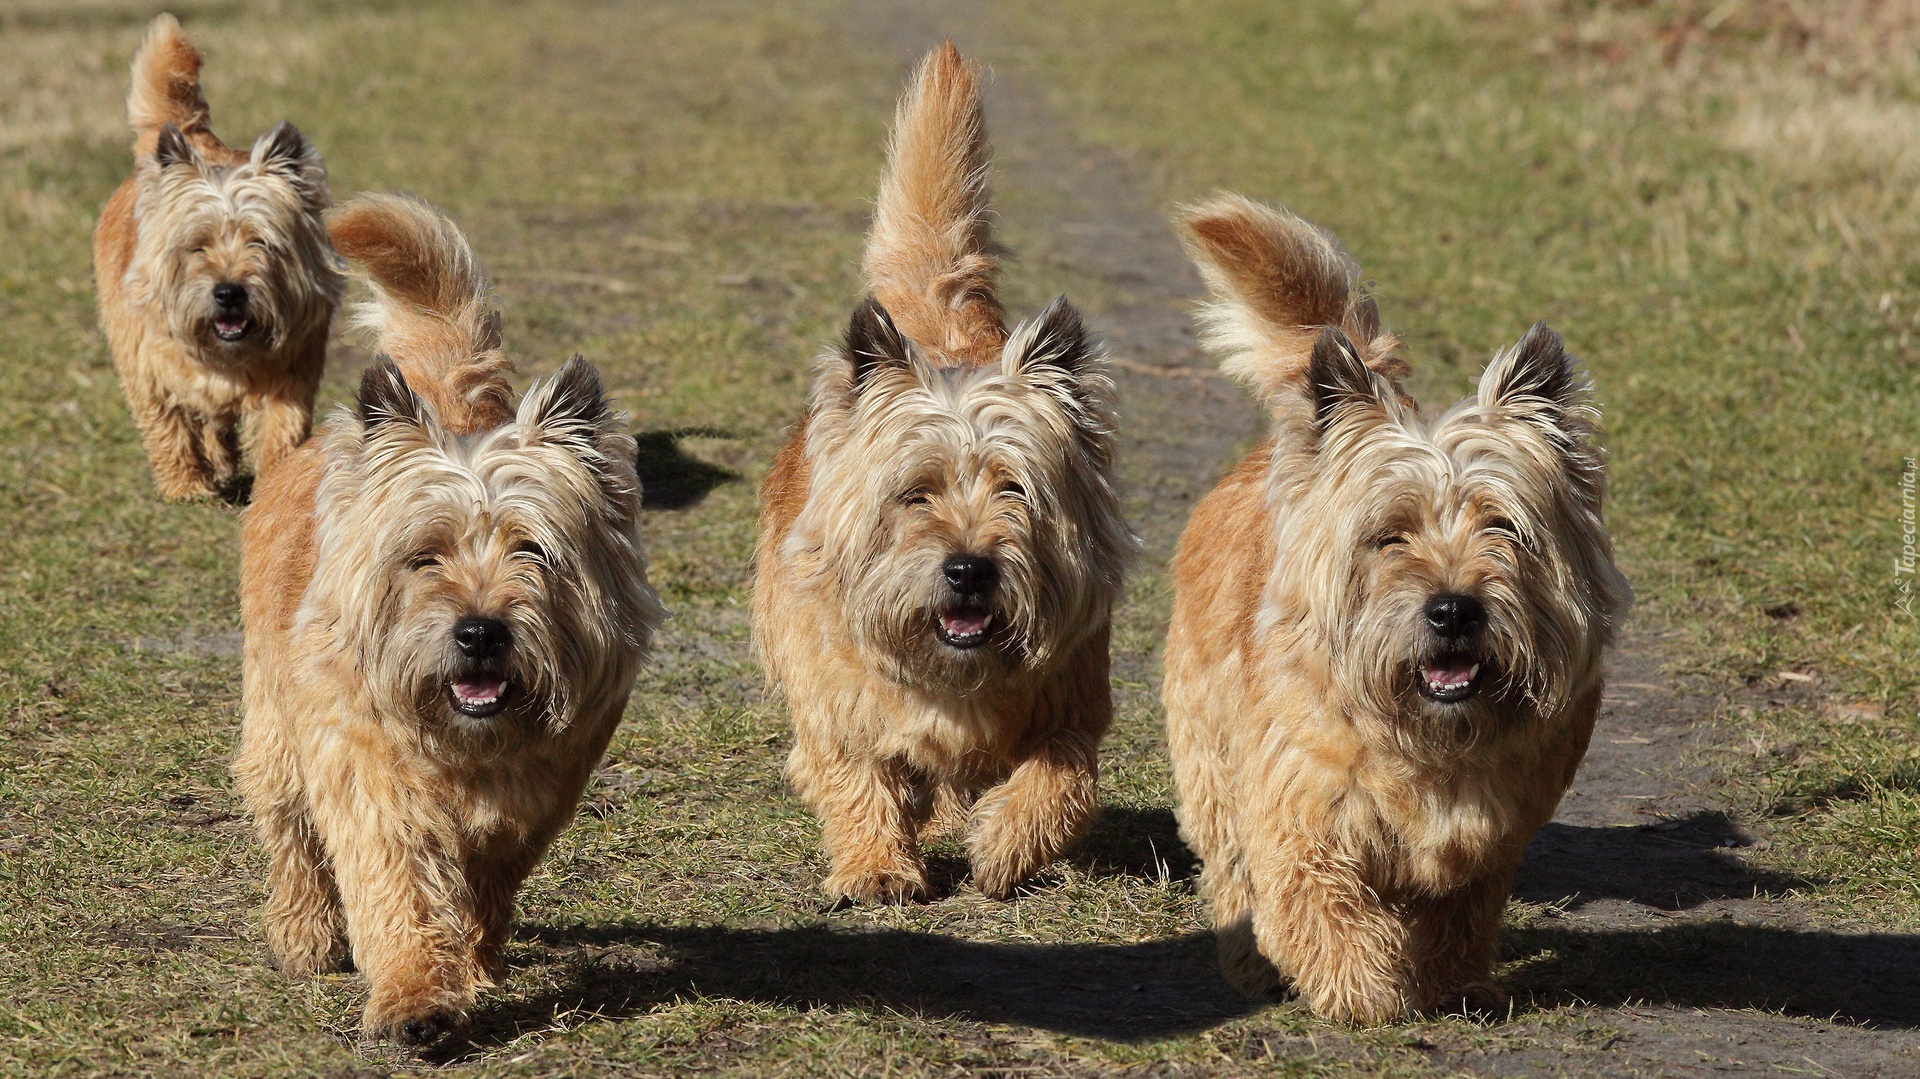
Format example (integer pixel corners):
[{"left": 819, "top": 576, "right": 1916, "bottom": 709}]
[{"left": 2, "top": 0, "right": 1917, "bottom": 1075}]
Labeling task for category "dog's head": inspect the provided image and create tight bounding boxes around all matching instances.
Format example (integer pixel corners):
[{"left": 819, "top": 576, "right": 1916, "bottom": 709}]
[
  {"left": 306, "top": 357, "right": 664, "bottom": 743},
  {"left": 791, "top": 296, "right": 1134, "bottom": 691},
  {"left": 131, "top": 122, "right": 342, "bottom": 357},
  {"left": 1268, "top": 324, "right": 1631, "bottom": 747}
]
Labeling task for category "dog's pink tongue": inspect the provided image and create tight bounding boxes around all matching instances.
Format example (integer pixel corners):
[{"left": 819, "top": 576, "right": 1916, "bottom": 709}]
[
  {"left": 454, "top": 676, "right": 505, "bottom": 703},
  {"left": 943, "top": 611, "right": 990, "bottom": 636},
  {"left": 1423, "top": 660, "right": 1477, "bottom": 687}
]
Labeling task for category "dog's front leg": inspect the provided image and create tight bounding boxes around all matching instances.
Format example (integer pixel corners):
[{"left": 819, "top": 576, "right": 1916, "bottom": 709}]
[
  {"left": 1246, "top": 836, "right": 1413, "bottom": 1024},
  {"left": 966, "top": 725, "right": 1099, "bottom": 900},
  {"left": 1408, "top": 858, "right": 1517, "bottom": 1016},
  {"left": 305, "top": 753, "right": 487, "bottom": 1045},
  {"left": 790, "top": 736, "right": 926, "bottom": 904}
]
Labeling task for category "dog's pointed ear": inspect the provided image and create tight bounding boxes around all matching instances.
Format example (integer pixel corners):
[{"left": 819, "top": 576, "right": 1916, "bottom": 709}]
[
  {"left": 1003, "top": 296, "right": 1099, "bottom": 382},
  {"left": 357, "top": 357, "right": 423, "bottom": 430},
  {"left": 520, "top": 354, "right": 617, "bottom": 450},
  {"left": 152, "top": 123, "right": 197, "bottom": 170},
  {"left": 1479, "top": 322, "right": 1581, "bottom": 417},
  {"left": 842, "top": 296, "right": 912, "bottom": 393},
  {"left": 252, "top": 121, "right": 329, "bottom": 207},
  {"left": 1306, "top": 326, "right": 1389, "bottom": 431}
]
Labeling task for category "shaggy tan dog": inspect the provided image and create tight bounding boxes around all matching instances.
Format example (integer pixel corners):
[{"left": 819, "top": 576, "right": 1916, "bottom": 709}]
[
  {"left": 92, "top": 14, "right": 342, "bottom": 500},
  {"left": 233, "top": 193, "right": 664, "bottom": 1045},
  {"left": 754, "top": 44, "right": 1135, "bottom": 904},
  {"left": 1163, "top": 194, "right": 1632, "bottom": 1023}
]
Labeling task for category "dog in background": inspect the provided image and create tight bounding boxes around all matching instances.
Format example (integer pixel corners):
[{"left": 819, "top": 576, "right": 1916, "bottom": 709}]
[
  {"left": 233, "top": 193, "right": 664, "bottom": 1045},
  {"left": 93, "top": 13, "right": 342, "bottom": 500},
  {"left": 754, "top": 43, "right": 1136, "bottom": 904},
  {"left": 1163, "top": 193, "right": 1631, "bottom": 1023}
]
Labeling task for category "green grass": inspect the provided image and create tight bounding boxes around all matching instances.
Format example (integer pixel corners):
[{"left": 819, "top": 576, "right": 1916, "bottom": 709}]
[{"left": 1, "top": 0, "right": 1915, "bottom": 1074}]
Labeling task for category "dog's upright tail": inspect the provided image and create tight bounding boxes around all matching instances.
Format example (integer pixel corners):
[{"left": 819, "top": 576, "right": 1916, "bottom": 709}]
[
  {"left": 327, "top": 193, "right": 515, "bottom": 434},
  {"left": 1176, "top": 193, "right": 1405, "bottom": 405},
  {"left": 863, "top": 41, "right": 1006, "bottom": 359},
  {"left": 125, "top": 14, "right": 222, "bottom": 158}
]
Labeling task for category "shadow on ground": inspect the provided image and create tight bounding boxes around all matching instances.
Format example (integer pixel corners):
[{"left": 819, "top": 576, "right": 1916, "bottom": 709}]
[
  {"left": 1517, "top": 811, "right": 1807, "bottom": 912},
  {"left": 450, "top": 922, "right": 1254, "bottom": 1057},
  {"left": 633, "top": 427, "right": 738, "bottom": 509}
]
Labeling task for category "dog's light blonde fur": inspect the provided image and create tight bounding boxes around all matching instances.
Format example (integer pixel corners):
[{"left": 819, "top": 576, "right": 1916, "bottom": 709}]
[
  {"left": 1164, "top": 194, "right": 1631, "bottom": 1023},
  {"left": 92, "top": 14, "right": 342, "bottom": 500},
  {"left": 233, "top": 193, "right": 663, "bottom": 1044},
  {"left": 754, "top": 43, "right": 1135, "bottom": 904}
]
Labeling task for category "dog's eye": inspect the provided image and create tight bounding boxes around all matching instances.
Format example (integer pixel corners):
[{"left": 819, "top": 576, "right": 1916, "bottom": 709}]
[
  {"left": 408, "top": 551, "right": 440, "bottom": 571},
  {"left": 899, "top": 488, "right": 931, "bottom": 507},
  {"left": 515, "top": 541, "right": 546, "bottom": 563},
  {"left": 1374, "top": 532, "right": 1408, "bottom": 550},
  {"left": 999, "top": 482, "right": 1025, "bottom": 501},
  {"left": 1486, "top": 517, "right": 1520, "bottom": 539}
]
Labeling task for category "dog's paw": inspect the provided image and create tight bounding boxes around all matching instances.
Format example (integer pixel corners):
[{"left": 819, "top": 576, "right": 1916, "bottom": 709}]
[
  {"left": 967, "top": 857, "right": 1034, "bottom": 901},
  {"left": 1427, "top": 980, "right": 1508, "bottom": 1020},
  {"left": 365, "top": 1001, "right": 466, "bottom": 1051},
  {"left": 823, "top": 866, "right": 928, "bottom": 905}
]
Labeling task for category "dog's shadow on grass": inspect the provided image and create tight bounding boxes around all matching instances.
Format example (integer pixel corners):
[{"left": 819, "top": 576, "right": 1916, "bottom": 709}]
[
  {"left": 633, "top": 427, "right": 739, "bottom": 510},
  {"left": 445, "top": 921, "right": 1256, "bottom": 1058},
  {"left": 1510, "top": 811, "right": 1920, "bottom": 1027}
]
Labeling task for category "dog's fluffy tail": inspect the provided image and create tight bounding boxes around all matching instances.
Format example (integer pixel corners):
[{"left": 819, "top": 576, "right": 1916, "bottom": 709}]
[
  {"left": 327, "top": 193, "right": 514, "bottom": 433},
  {"left": 125, "top": 14, "right": 221, "bottom": 157},
  {"left": 1176, "top": 193, "right": 1405, "bottom": 405},
  {"left": 863, "top": 41, "right": 1006, "bottom": 356}
]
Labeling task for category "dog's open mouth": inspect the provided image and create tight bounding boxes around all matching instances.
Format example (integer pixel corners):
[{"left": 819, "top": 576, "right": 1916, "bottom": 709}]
[
  {"left": 935, "top": 607, "right": 994, "bottom": 650},
  {"left": 448, "top": 675, "right": 510, "bottom": 718},
  {"left": 213, "top": 316, "right": 251, "bottom": 342},
  {"left": 1417, "top": 655, "right": 1482, "bottom": 703}
]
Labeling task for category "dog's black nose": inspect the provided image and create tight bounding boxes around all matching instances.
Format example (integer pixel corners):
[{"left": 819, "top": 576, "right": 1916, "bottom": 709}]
[
  {"left": 212, "top": 282, "right": 247, "bottom": 311},
  {"left": 942, "top": 555, "right": 998, "bottom": 595},
  {"left": 452, "top": 617, "right": 511, "bottom": 660},
  {"left": 1424, "top": 594, "right": 1485, "bottom": 638}
]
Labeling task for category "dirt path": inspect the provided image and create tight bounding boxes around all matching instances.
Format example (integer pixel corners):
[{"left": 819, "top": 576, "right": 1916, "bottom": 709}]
[{"left": 844, "top": 4, "right": 1920, "bottom": 1075}]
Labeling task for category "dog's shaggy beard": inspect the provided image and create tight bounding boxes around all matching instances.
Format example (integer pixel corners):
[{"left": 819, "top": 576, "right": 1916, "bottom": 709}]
[
  {"left": 130, "top": 123, "right": 340, "bottom": 361},
  {"left": 300, "top": 359, "right": 663, "bottom": 755},
  {"left": 789, "top": 297, "right": 1133, "bottom": 696},
  {"left": 1265, "top": 325, "right": 1632, "bottom": 759}
]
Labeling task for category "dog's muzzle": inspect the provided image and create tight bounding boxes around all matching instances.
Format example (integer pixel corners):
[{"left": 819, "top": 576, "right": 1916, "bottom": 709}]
[
  {"left": 447, "top": 616, "right": 513, "bottom": 718},
  {"left": 211, "top": 282, "right": 252, "bottom": 343},
  {"left": 936, "top": 554, "right": 998, "bottom": 650},
  {"left": 1416, "top": 593, "right": 1486, "bottom": 703}
]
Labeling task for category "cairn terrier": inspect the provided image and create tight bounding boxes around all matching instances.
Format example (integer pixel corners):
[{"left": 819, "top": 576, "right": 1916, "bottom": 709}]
[
  {"left": 754, "top": 43, "right": 1135, "bottom": 904},
  {"left": 233, "top": 193, "right": 664, "bottom": 1045},
  {"left": 1163, "top": 194, "right": 1631, "bottom": 1023},
  {"left": 92, "top": 14, "right": 343, "bottom": 501}
]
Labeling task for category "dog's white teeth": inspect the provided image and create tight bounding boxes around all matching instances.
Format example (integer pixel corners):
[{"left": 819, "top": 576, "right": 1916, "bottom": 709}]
[{"left": 1468, "top": 663, "right": 1481, "bottom": 679}]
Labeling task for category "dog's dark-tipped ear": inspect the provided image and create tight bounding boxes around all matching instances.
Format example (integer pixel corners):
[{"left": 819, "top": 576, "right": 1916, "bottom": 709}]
[
  {"left": 1004, "top": 296, "right": 1097, "bottom": 379},
  {"left": 843, "top": 296, "right": 912, "bottom": 392},
  {"left": 521, "top": 354, "right": 617, "bottom": 451},
  {"left": 1307, "top": 326, "right": 1386, "bottom": 429},
  {"left": 357, "top": 357, "right": 422, "bottom": 429},
  {"left": 253, "top": 121, "right": 328, "bottom": 205},
  {"left": 153, "top": 123, "right": 196, "bottom": 169},
  {"left": 1479, "top": 322, "right": 1580, "bottom": 415}
]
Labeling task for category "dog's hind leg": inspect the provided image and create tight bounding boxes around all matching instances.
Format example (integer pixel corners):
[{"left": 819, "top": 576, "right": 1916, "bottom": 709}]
[
  {"left": 234, "top": 717, "right": 349, "bottom": 975},
  {"left": 791, "top": 736, "right": 927, "bottom": 904}
]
